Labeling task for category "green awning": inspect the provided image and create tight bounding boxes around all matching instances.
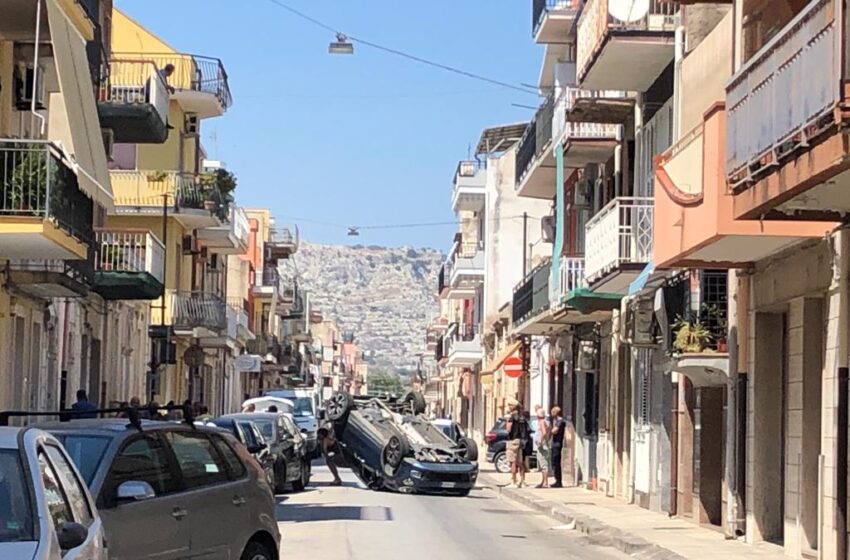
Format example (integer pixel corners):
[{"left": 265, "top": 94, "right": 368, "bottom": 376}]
[{"left": 563, "top": 288, "right": 622, "bottom": 314}]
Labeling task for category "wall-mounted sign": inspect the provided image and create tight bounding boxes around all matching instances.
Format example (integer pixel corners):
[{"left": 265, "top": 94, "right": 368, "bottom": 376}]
[
  {"left": 235, "top": 354, "right": 262, "bottom": 373},
  {"left": 504, "top": 356, "right": 524, "bottom": 379}
]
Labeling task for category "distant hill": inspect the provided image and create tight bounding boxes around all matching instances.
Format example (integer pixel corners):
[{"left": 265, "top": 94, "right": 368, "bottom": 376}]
[{"left": 287, "top": 242, "right": 443, "bottom": 372}]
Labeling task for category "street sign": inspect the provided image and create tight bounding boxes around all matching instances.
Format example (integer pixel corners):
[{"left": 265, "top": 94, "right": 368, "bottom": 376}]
[
  {"left": 235, "top": 354, "right": 262, "bottom": 373},
  {"left": 504, "top": 355, "right": 524, "bottom": 378}
]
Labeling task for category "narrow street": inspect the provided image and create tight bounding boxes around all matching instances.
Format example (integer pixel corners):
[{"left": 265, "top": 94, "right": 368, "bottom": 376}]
[{"left": 277, "top": 465, "right": 629, "bottom": 559}]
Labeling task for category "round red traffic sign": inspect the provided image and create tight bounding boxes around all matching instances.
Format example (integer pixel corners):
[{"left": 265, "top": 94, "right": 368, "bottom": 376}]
[{"left": 504, "top": 356, "right": 524, "bottom": 378}]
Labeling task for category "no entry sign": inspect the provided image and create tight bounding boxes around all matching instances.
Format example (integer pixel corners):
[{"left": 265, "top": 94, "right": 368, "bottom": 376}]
[{"left": 504, "top": 355, "right": 524, "bottom": 378}]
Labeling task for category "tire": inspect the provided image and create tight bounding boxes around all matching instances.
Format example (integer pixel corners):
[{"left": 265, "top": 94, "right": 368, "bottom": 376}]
[
  {"left": 273, "top": 461, "right": 287, "bottom": 494},
  {"left": 457, "top": 437, "right": 478, "bottom": 462},
  {"left": 326, "top": 392, "right": 352, "bottom": 422},
  {"left": 454, "top": 488, "right": 471, "bottom": 497},
  {"left": 241, "top": 541, "right": 274, "bottom": 560},
  {"left": 494, "top": 451, "right": 510, "bottom": 473},
  {"left": 291, "top": 460, "right": 308, "bottom": 492},
  {"left": 403, "top": 391, "right": 427, "bottom": 415},
  {"left": 381, "top": 434, "right": 409, "bottom": 471}
]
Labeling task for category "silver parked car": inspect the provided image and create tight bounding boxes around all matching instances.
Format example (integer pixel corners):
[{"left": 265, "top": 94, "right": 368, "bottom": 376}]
[
  {"left": 0, "top": 426, "right": 107, "bottom": 560},
  {"left": 42, "top": 418, "right": 280, "bottom": 560}
]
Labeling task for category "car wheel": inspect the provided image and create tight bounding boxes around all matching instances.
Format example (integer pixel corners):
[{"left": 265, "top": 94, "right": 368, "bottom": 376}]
[
  {"left": 241, "top": 541, "right": 274, "bottom": 560},
  {"left": 494, "top": 451, "right": 510, "bottom": 473},
  {"left": 403, "top": 391, "right": 427, "bottom": 415},
  {"left": 457, "top": 437, "right": 478, "bottom": 462},
  {"left": 292, "top": 460, "right": 309, "bottom": 491},
  {"left": 274, "top": 461, "right": 287, "bottom": 494},
  {"left": 381, "top": 435, "right": 409, "bottom": 471},
  {"left": 326, "top": 392, "right": 352, "bottom": 421}
]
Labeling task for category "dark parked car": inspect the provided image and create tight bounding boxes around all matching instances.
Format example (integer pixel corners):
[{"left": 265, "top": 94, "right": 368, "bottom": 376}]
[
  {"left": 218, "top": 412, "right": 310, "bottom": 493},
  {"left": 209, "top": 417, "right": 275, "bottom": 486},
  {"left": 486, "top": 418, "right": 538, "bottom": 473},
  {"left": 325, "top": 391, "right": 478, "bottom": 496}
]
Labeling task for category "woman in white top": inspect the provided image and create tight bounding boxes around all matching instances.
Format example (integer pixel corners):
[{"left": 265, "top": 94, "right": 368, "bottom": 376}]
[{"left": 534, "top": 406, "right": 552, "bottom": 488}]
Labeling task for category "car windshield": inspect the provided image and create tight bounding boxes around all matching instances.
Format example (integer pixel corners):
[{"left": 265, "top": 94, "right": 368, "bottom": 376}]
[
  {"left": 0, "top": 450, "right": 34, "bottom": 543},
  {"left": 253, "top": 419, "right": 274, "bottom": 441},
  {"left": 55, "top": 435, "right": 111, "bottom": 485},
  {"left": 291, "top": 397, "right": 313, "bottom": 417}
]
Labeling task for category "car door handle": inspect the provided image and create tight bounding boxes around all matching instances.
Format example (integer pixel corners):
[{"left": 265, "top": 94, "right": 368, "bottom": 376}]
[
  {"left": 232, "top": 495, "right": 247, "bottom": 507},
  {"left": 171, "top": 507, "right": 188, "bottom": 520}
]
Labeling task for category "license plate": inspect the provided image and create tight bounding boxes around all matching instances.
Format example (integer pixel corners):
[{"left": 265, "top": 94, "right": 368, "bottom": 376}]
[{"left": 440, "top": 481, "right": 457, "bottom": 488}]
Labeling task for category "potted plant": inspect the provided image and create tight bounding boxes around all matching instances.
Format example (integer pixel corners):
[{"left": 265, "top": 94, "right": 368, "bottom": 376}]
[
  {"left": 701, "top": 303, "right": 729, "bottom": 352},
  {"left": 146, "top": 170, "right": 168, "bottom": 183},
  {"left": 9, "top": 148, "right": 50, "bottom": 211},
  {"left": 672, "top": 315, "right": 712, "bottom": 354}
]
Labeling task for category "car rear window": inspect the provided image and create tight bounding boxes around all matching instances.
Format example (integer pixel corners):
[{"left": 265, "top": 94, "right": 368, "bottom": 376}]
[
  {"left": 0, "top": 450, "right": 34, "bottom": 543},
  {"left": 253, "top": 419, "right": 274, "bottom": 441},
  {"left": 56, "top": 435, "right": 111, "bottom": 485}
]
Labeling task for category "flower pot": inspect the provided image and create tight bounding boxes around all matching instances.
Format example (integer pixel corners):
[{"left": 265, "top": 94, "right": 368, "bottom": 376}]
[
  {"left": 717, "top": 339, "right": 728, "bottom": 353},
  {"left": 203, "top": 200, "right": 216, "bottom": 212}
]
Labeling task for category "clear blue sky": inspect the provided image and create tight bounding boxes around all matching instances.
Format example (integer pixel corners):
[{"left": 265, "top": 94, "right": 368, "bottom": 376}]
[{"left": 115, "top": 0, "right": 541, "bottom": 250}]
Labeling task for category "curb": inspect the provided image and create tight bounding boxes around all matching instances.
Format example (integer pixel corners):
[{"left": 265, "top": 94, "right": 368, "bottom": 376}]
[{"left": 479, "top": 472, "right": 686, "bottom": 560}]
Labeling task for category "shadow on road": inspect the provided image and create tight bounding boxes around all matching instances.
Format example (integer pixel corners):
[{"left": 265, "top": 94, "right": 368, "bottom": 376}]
[
  {"left": 276, "top": 502, "right": 394, "bottom": 523},
  {"left": 310, "top": 480, "right": 361, "bottom": 489}
]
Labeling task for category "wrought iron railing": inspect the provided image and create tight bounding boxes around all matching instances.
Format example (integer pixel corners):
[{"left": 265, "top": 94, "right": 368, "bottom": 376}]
[
  {"left": 515, "top": 95, "right": 555, "bottom": 187},
  {"left": 513, "top": 261, "right": 552, "bottom": 324},
  {"left": 110, "top": 170, "right": 213, "bottom": 210},
  {"left": 533, "top": 0, "right": 581, "bottom": 37},
  {"left": 725, "top": 0, "right": 837, "bottom": 189},
  {"left": 551, "top": 256, "right": 586, "bottom": 308},
  {"left": 553, "top": 88, "right": 625, "bottom": 145},
  {"left": 172, "top": 291, "right": 227, "bottom": 332},
  {"left": 98, "top": 58, "right": 170, "bottom": 124},
  {"left": 94, "top": 229, "right": 165, "bottom": 284},
  {"left": 585, "top": 197, "right": 653, "bottom": 284},
  {"left": 0, "top": 140, "right": 94, "bottom": 244}
]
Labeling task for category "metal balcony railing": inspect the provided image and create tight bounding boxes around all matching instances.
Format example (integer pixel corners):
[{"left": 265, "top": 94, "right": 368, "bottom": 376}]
[
  {"left": 97, "top": 58, "right": 169, "bottom": 124},
  {"left": 553, "top": 88, "right": 625, "bottom": 145},
  {"left": 94, "top": 229, "right": 165, "bottom": 284},
  {"left": 551, "top": 257, "right": 586, "bottom": 308},
  {"left": 230, "top": 206, "right": 250, "bottom": 247},
  {"left": 438, "top": 264, "right": 447, "bottom": 293},
  {"left": 261, "top": 265, "right": 280, "bottom": 288},
  {"left": 533, "top": 0, "right": 581, "bottom": 37},
  {"left": 110, "top": 170, "right": 215, "bottom": 210},
  {"left": 585, "top": 197, "right": 653, "bottom": 284},
  {"left": 515, "top": 96, "right": 555, "bottom": 187},
  {"left": 172, "top": 291, "right": 227, "bottom": 333},
  {"left": 0, "top": 140, "right": 94, "bottom": 244},
  {"left": 513, "top": 261, "right": 552, "bottom": 325},
  {"left": 726, "top": 0, "right": 838, "bottom": 189},
  {"left": 446, "top": 323, "right": 482, "bottom": 357},
  {"left": 445, "top": 238, "right": 485, "bottom": 284},
  {"left": 577, "top": 0, "right": 677, "bottom": 83},
  {"left": 113, "top": 53, "right": 232, "bottom": 110}
]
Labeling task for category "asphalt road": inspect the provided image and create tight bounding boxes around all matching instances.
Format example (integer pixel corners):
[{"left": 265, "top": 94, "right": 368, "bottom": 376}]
[{"left": 276, "top": 465, "right": 629, "bottom": 559}]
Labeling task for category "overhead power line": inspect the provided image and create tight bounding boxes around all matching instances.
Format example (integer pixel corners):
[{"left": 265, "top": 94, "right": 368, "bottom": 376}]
[{"left": 263, "top": 0, "right": 539, "bottom": 96}]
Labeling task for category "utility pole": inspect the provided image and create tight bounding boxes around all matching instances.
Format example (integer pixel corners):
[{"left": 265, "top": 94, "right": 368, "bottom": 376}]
[{"left": 149, "top": 192, "right": 170, "bottom": 403}]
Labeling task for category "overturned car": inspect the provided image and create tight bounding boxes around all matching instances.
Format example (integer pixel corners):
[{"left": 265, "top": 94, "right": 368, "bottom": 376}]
[{"left": 325, "top": 391, "right": 478, "bottom": 495}]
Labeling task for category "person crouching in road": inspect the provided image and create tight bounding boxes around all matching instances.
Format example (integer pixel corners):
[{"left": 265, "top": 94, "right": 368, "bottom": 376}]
[
  {"left": 505, "top": 403, "right": 530, "bottom": 488},
  {"left": 317, "top": 427, "right": 343, "bottom": 486}
]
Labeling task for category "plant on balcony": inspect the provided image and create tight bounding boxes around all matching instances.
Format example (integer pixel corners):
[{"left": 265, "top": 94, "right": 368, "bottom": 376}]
[
  {"left": 7, "top": 149, "right": 51, "bottom": 211},
  {"left": 701, "top": 303, "right": 728, "bottom": 352},
  {"left": 199, "top": 169, "right": 236, "bottom": 220},
  {"left": 146, "top": 170, "right": 168, "bottom": 182},
  {"left": 671, "top": 315, "right": 712, "bottom": 354}
]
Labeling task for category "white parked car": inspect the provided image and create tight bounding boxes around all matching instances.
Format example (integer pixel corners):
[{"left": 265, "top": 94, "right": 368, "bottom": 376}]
[{"left": 0, "top": 427, "right": 106, "bottom": 560}]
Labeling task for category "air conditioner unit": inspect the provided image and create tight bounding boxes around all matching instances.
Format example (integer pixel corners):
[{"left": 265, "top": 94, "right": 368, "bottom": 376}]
[
  {"left": 541, "top": 215, "right": 555, "bottom": 243},
  {"left": 181, "top": 235, "right": 198, "bottom": 254},
  {"left": 102, "top": 129, "right": 115, "bottom": 160},
  {"left": 15, "top": 63, "right": 45, "bottom": 110},
  {"left": 631, "top": 297, "right": 657, "bottom": 347},
  {"left": 184, "top": 113, "right": 199, "bottom": 135}
]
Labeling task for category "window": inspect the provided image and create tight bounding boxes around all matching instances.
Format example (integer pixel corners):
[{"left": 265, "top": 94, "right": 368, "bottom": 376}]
[
  {"left": 107, "top": 435, "right": 178, "bottom": 502},
  {"left": 281, "top": 416, "right": 299, "bottom": 438},
  {"left": 253, "top": 419, "right": 274, "bottom": 442},
  {"left": 212, "top": 436, "right": 246, "bottom": 480},
  {"left": 292, "top": 397, "right": 313, "bottom": 417},
  {"left": 239, "top": 423, "right": 259, "bottom": 448},
  {"left": 38, "top": 453, "right": 72, "bottom": 529},
  {"left": 57, "top": 435, "right": 110, "bottom": 485},
  {"left": 165, "top": 432, "right": 229, "bottom": 489},
  {"left": 43, "top": 446, "right": 92, "bottom": 525},
  {"left": 0, "top": 451, "right": 34, "bottom": 543}
]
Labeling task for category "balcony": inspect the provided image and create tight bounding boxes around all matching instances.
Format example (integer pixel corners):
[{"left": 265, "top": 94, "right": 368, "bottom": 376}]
[
  {"left": 266, "top": 227, "right": 298, "bottom": 262},
  {"left": 576, "top": 0, "right": 677, "bottom": 91},
  {"left": 655, "top": 104, "right": 828, "bottom": 269},
  {"left": 533, "top": 0, "right": 581, "bottom": 43},
  {"left": 585, "top": 197, "right": 653, "bottom": 293},
  {"left": 511, "top": 261, "right": 562, "bottom": 335},
  {"left": 110, "top": 170, "right": 221, "bottom": 228},
  {"left": 92, "top": 229, "right": 165, "bottom": 300},
  {"left": 113, "top": 53, "right": 232, "bottom": 118},
  {"left": 445, "top": 324, "right": 483, "bottom": 368},
  {"left": 97, "top": 58, "right": 169, "bottom": 143},
  {"left": 0, "top": 140, "right": 94, "bottom": 260},
  {"left": 6, "top": 259, "right": 91, "bottom": 299},
  {"left": 171, "top": 291, "right": 227, "bottom": 337},
  {"left": 197, "top": 206, "right": 250, "bottom": 255},
  {"left": 726, "top": 0, "right": 850, "bottom": 221},
  {"left": 200, "top": 300, "right": 254, "bottom": 349},
  {"left": 554, "top": 89, "right": 623, "bottom": 168},
  {"left": 445, "top": 239, "right": 485, "bottom": 298},
  {"left": 438, "top": 264, "right": 448, "bottom": 298},
  {"left": 451, "top": 161, "right": 486, "bottom": 213},
  {"left": 253, "top": 265, "right": 281, "bottom": 299},
  {"left": 515, "top": 96, "right": 557, "bottom": 199},
  {"left": 551, "top": 256, "right": 586, "bottom": 308}
]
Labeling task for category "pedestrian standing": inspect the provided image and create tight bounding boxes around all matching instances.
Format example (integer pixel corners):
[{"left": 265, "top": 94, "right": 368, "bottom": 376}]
[
  {"left": 550, "top": 406, "right": 566, "bottom": 488},
  {"left": 70, "top": 390, "right": 97, "bottom": 419},
  {"left": 522, "top": 410, "right": 535, "bottom": 475},
  {"left": 505, "top": 403, "right": 530, "bottom": 488},
  {"left": 534, "top": 407, "right": 551, "bottom": 488}
]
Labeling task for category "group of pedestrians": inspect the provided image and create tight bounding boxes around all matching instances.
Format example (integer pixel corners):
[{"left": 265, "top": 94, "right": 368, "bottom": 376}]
[{"left": 505, "top": 402, "right": 566, "bottom": 489}]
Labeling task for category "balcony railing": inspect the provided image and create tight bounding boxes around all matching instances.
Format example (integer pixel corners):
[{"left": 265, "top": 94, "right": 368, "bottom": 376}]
[
  {"left": 553, "top": 88, "right": 624, "bottom": 145},
  {"left": 512, "top": 261, "right": 552, "bottom": 325},
  {"left": 533, "top": 0, "right": 581, "bottom": 37},
  {"left": 551, "top": 257, "right": 586, "bottom": 307},
  {"left": 172, "top": 291, "right": 227, "bottom": 333},
  {"left": 98, "top": 58, "right": 169, "bottom": 124},
  {"left": 0, "top": 140, "right": 94, "bottom": 244},
  {"left": 445, "top": 323, "right": 482, "bottom": 359},
  {"left": 261, "top": 265, "right": 280, "bottom": 288},
  {"left": 438, "top": 264, "right": 447, "bottom": 294},
  {"left": 110, "top": 170, "right": 212, "bottom": 210},
  {"left": 577, "top": 0, "right": 677, "bottom": 83},
  {"left": 94, "top": 229, "right": 165, "bottom": 284},
  {"left": 113, "top": 53, "right": 232, "bottom": 111},
  {"left": 725, "top": 0, "right": 838, "bottom": 188},
  {"left": 515, "top": 96, "right": 555, "bottom": 187},
  {"left": 445, "top": 239, "right": 485, "bottom": 285},
  {"left": 585, "top": 197, "right": 653, "bottom": 284}
]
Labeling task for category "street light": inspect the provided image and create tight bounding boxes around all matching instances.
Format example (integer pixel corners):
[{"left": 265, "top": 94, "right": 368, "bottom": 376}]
[{"left": 329, "top": 33, "right": 354, "bottom": 55}]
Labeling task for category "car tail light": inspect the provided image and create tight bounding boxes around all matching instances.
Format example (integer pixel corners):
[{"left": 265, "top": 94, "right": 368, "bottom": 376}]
[{"left": 485, "top": 431, "right": 497, "bottom": 443}]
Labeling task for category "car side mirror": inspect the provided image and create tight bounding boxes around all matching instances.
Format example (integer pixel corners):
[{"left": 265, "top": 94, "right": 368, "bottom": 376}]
[
  {"left": 247, "top": 443, "right": 267, "bottom": 454},
  {"left": 300, "top": 428, "right": 309, "bottom": 434},
  {"left": 56, "top": 521, "right": 88, "bottom": 550},
  {"left": 117, "top": 480, "right": 155, "bottom": 502}
]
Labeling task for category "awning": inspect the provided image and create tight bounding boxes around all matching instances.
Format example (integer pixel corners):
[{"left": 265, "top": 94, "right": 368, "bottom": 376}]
[
  {"left": 564, "top": 288, "right": 621, "bottom": 314},
  {"left": 481, "top": 341, "right": 522, "bottom": 375},
  {"left": 45, "top": 0, "right": 114, "bottom": 211},
  {"left": 628, "top": 262, "right": 666, "bottom": 296}
]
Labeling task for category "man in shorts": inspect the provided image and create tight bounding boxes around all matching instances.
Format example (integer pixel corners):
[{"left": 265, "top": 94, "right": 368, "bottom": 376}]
[
  {"left": 317, "top": 426, "right": 343, "bottom": 486},
  {"left": 505, "top": 402, "right": 530, "bottom": 488}
]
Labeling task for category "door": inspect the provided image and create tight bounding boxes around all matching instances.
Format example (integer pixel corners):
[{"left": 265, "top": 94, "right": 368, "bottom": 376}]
[
  {"left": 98, "top": 434, "right": 190, "bottom": 559},
  {"left": 164, "top": 430, "right": 248, "bottom": 559},
  {"left": 278, "top": 416, "right": 302, "bottom": 481}
]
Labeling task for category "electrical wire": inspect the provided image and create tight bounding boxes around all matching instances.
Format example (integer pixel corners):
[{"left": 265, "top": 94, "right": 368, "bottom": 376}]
[
  {"left": 277, "top": 214, "right": 550, "bottom": 231},
  {"left": 263, "top": 0, "right": 539, "bottom": 96}
]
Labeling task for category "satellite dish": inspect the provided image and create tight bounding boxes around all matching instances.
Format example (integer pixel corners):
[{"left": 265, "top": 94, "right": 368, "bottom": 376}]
[{"left": 608, "top": 0, "right": 649, "bottom": 23}]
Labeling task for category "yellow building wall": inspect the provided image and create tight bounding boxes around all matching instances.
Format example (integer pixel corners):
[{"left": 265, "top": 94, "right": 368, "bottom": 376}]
[{"left": 111, "top": 9, "right": 176, "bottom": 54}]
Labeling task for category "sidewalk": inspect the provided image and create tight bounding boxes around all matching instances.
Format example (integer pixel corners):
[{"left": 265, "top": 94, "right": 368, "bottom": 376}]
[{"left": 478, "top": 464, "right": 786, "bottom": 560}]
